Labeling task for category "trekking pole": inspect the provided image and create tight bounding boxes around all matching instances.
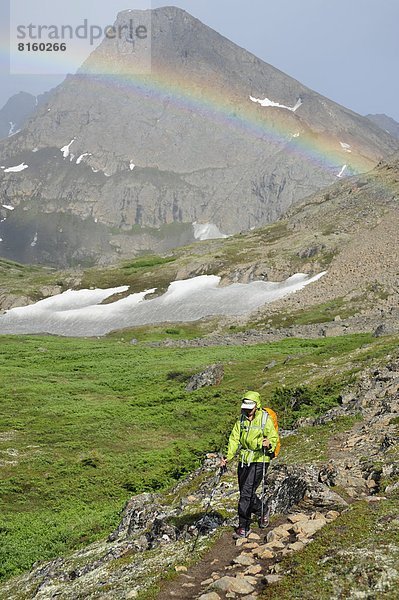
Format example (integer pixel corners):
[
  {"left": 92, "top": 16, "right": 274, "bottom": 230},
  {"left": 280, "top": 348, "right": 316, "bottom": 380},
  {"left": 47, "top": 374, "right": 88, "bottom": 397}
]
[
  {"left": 191, "top": 464, "right": 227, "bottom": 553},
  {"left": 260, "top": 445, "right": 267, "bottom": 527}
]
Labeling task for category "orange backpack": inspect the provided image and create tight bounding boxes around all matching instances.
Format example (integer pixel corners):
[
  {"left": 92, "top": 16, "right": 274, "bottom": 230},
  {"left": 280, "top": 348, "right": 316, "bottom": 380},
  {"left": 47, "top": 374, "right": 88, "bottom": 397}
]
[{"left": 262, "top": 407, "right": 281, "bottom": 458}]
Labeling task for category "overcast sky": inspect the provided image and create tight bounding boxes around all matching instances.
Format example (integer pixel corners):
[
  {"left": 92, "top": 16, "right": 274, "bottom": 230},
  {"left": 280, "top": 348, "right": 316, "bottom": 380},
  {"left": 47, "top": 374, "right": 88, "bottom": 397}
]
[{"left": 1, "top": 0, "right": 398, "bottom": 120}]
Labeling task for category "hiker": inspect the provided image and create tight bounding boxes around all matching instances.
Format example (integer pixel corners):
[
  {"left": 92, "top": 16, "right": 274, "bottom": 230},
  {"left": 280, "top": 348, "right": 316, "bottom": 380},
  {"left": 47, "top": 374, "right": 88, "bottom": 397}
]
[{"left": 220, "top": 391, "right": 279, "bottom": 538}]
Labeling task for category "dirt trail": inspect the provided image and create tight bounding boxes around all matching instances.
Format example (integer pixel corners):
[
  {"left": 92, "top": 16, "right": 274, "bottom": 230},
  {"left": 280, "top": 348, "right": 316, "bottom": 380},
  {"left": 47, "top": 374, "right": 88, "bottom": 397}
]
[{"left": 155, "top": 510, "right": 303, "bottom": 600}]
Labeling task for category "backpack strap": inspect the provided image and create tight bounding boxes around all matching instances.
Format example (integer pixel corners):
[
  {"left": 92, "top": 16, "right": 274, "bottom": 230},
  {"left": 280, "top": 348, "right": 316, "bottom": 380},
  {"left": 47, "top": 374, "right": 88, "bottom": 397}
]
[
  {"left": 240, "top": 411, "right": 268, "bottom": 433},
  {"left": 239, "top": 413, "right": 245, "bottom": 431},
  {"left": 261, "top": 409, "right": 269, "bottom": 434}
]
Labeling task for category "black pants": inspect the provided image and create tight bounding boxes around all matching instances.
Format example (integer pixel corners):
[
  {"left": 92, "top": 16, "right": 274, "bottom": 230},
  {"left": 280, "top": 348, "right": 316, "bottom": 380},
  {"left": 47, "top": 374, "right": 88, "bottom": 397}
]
[{"left": 237, "top": 462, "right": 269, "bottom": 529}]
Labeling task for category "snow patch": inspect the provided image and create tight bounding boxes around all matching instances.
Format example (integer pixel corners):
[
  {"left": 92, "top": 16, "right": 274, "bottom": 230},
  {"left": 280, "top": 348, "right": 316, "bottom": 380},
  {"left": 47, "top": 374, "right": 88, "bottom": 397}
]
[
  {"left": 76, "top": 153, "right": 91, "bottom": 164},
  {"left": 104, "top": 173, "right": 111, "bottom": 177},
  {"left": 32, "top": 147, "right": 38, "bottom": 153},
  {"left": 340, "top": 142, "right": 352, "bottom": 153},
  {"left": 60, "top": 139, "right": 75, "bottom": 158},
  {"left": 337, "top": 165, "right": 347, "bottom": 178},
  {"left": 250, "top": 96, "right": 302, "bottom": 112},
  {"left": 4, "top": 163, "right": 29, "bottom": 173},
  {"left": 7, "top": 122, "right": 21, "bottom": 137},
  {"left": 0, "top": 238, "right": 3, "bottom": 242},
  {"left": 193, "top": 222, "right": 229, "bottom": 241},
  {"left": 2, "top": 205, "right": 14, "bottom": 211},
  {"left": 0, "top": 273, "right": 327, "bottom": 337},
  {"left": 30, "top": 233, "right": 38, "bottom": 247},
  {"left": 129, "top": 161, "right": 135, "bottom": 171},
  {"left": 91, "top": 167, "right": 99, "bottom": 173}
]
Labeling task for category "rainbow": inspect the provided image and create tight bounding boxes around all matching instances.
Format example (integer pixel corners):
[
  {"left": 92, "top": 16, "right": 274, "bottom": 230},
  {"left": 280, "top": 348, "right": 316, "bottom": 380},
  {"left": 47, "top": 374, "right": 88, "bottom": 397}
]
[
  {"left": 78, "top": 68, "right": 377, "bottom": 177},
  {"left": 10, "top": 35, "right": 379, "bottom": 176}
]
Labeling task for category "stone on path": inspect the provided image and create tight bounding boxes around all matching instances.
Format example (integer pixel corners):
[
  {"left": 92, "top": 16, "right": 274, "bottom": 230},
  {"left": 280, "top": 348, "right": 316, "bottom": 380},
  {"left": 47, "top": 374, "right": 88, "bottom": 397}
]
[
  {"left": 287, "top": 512, "right": 309, "bottom": 523},
  {"left": 245, "top": 542, "right": 260, "bottom": 549},
  {"left": 201, "top": 577, "right": 215, "bottom": 586},
  {"left": 175, "top": 565, "right": 188, "bottom": 572},
  {"left": 245, "top": 564, "right": 262, "bottom": 575},
  {"left": 264, "top": 539, "right": 285, "bottom": 550},
  {"left": 233, "top": 553, "right": 255, "bottom": 566},
  {"left": 236, "top": 538, "right": 248, "bottom": 547},
  {"left": 292, "top": 517, "right": 326, "bottom": 537},
  {"left": 288, "top": 541, "right": 307, "bottom": 551},
  {"left": 252, "top": 546, "right": 274, "bottom": 560},
  {"left": 325, "top": 510, "right": 340, "bottom": 522},
  {"left": 198, "top": 593, "right": 222, "bottom": 600},
  {"left": 270, "top": 526, "right": 290, "bottom": 539},
  {"left": 265, "top": 574, "right": 282, "bottom": 584},
  {"left": 212, "top": 575, "right": 255, "bottom": 594}
]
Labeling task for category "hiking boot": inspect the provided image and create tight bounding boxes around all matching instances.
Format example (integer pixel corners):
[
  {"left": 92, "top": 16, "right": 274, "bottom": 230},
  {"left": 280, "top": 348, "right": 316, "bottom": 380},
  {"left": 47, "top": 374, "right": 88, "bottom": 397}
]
[
  {"left": 233, "top": 527, "right": 250, "bottom": 539},
  {"left": 258, "top": 507, "right": 270, "bottom": 529}
]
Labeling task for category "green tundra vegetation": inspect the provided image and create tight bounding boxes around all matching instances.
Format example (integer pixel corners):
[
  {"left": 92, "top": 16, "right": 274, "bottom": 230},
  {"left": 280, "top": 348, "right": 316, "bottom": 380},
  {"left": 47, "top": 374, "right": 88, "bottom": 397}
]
[{"left": 1, "top": 331, "right": 398, "bottom": 581}]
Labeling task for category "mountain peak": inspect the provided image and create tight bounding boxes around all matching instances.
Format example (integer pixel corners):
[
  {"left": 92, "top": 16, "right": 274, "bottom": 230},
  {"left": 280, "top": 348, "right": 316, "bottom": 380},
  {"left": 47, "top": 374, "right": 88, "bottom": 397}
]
[{"left": 0, "top": 8, "right": 398, "bottom": 266}]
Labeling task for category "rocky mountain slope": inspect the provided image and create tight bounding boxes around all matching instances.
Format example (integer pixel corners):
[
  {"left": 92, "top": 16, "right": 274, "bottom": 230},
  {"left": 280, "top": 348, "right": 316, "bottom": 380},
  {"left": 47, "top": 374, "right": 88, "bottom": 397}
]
[
  {"left": 1, "top": 352, "right": 398, "bottom": 600},
  {"left": 367, "top": 113, "right": 399, "bottom": 139},
  {"left": 0, "top": 92, "right": 51, "bottom": 140},
  {"left": 0, "top": 6, "right": 397, "bottom": 266},
  {"left": 0, "top": 93, "right": 37, "bottom": 140},
  {"left": 1, "top": 148, "right": 398, "bottom": 341}
]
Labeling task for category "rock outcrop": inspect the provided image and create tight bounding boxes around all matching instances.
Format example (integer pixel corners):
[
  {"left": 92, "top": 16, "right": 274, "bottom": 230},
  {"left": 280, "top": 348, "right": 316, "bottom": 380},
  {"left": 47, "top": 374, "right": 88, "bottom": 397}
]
[{"left": 185, "top": 364, "right": 224, "bottom": 391}]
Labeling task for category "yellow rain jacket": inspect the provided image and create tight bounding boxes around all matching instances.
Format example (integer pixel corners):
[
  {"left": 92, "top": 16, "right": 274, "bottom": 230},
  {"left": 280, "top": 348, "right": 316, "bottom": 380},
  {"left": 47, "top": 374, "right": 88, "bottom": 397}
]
[{"left": 226, "top": 391, "right": 279, "bottom": 466}]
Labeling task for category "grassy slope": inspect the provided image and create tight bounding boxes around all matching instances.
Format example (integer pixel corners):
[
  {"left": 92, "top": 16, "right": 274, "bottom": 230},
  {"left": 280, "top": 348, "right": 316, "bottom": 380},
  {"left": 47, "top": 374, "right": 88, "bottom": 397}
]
[
  {"left": 1, "top": 332, "right": 399, "bottom": 581},
  {"left": 0, "top": 258, "right": 61, "bottom": 300}
]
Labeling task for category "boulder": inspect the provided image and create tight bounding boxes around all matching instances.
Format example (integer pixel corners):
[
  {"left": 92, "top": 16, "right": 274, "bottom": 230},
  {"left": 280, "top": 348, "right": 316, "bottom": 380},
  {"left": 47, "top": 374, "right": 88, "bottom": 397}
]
[{"left": 185, "top": 363, "right": 224, "bottom": 391}]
